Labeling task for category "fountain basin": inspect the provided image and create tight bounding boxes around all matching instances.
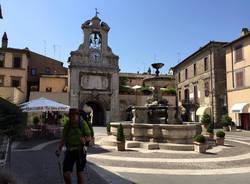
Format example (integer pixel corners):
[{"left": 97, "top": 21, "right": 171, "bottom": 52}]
[{"left": 110, "top": 122, "right": 201, "bottom": 144}]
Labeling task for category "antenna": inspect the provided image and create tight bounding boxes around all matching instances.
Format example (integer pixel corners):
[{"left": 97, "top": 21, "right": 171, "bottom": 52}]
[
  {"left": 53, "top": 44, "right": 57, "bottom": 58},
  {"left": 43, "top": 40, "right": 47, "bottom": 56}
]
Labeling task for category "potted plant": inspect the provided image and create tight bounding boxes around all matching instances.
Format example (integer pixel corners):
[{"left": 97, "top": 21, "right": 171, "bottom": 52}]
[
  {"left": 229, "top": 121, "right": 237, "bottom": 131},
  {"left": 33, "top": 116, "right": 40, "bottom": 128},
  {"left": 206, "top": 123, "right": 214, "bottom": 139},
  {"left": 201, "top": 113, "right": 211, "bottom": 132},
  {"left": 193, "top": 134, "right": 206, "bottom": 153},
  {"left": 106, "top": 122, "right": 111, "bottom": 135},
  {"left": 116, "top": 124, "right": 125, "bottom": 151},
  {"left": 216, "top": 131, "right": 225, "bottom": 145},
  {"left": 221, "top": 115, "right": 232, "bottom": 131}
]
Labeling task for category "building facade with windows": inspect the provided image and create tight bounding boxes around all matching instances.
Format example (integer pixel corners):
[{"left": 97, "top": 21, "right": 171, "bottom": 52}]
[
  {"left": 173, "top": 41, "right": 227, "bottom": 125},
  {"left": 0, "top": 32, "right": 29, "bottom": 104},
  {"left": 29, "top": 74, "right": 69, "bottom": 105},
  {"left": 0, "top": 32, "right": 68, "bottom": 104},
  {"left": 225, "top": 28, "right": 250, "bottom": 130}
]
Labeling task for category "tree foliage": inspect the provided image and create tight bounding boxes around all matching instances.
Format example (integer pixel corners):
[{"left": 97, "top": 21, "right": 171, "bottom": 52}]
[{"left": 0, "top": 97, "right": 27, "bottom": 137}]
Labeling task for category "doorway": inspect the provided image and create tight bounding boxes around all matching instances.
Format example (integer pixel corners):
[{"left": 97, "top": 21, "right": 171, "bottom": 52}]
[
  {"left": 86, "top": 101, "right": 105, "bottom": 126},
  {"left": 240, "top": 113, "right": 250, "bottom": 130}
]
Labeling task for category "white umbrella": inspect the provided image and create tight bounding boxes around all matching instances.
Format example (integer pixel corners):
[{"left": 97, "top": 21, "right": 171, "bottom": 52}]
[
  {"left": 21, "top": 97, "right": 70, "bottom": 112},
  {"left": 132, "top": 85, "right": 142, "bottom": 90}
]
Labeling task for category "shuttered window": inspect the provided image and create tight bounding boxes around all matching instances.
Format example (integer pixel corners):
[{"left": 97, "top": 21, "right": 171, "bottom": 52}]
[
  {"left": 204, "top": 81, "right": 209, "bottom": 97},
  {"left": 235, "top": 71, "right": 244, "bottom": 88},
  {"left": 235, "top": 45, "right": 243, "bottom": 62}
]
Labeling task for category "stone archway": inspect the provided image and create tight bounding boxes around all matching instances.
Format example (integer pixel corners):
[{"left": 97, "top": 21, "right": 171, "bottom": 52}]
[{"left": 86, "top": 101, "right": 105, "bottom": 126}]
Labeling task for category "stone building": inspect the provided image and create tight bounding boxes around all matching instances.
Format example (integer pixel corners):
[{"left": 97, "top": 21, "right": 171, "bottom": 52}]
[
  {"left": 0, "top": 32, "right": 67, "bottom": 104},
  {"left": 225, "top": 28, "right": 250, "bottom": 130},
  {"left": 27, "top": 51, "right": 67, "bottom": 97},
  {"left": 29, "top": 74, "right": 69, "bottom": 105},
  {"left": 173, "top": 41, "right": 227, "bottom": 125},
  {"left": 0, "top": 32, "right": 29, "bottom": 104},
  {"left": 69, "top": 15, "right": 120, "bottom": 125}
]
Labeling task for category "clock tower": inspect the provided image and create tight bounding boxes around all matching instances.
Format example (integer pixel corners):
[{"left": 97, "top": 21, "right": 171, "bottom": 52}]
[{"left": 69, "top": 13, "right": 120, "bottom": 125}]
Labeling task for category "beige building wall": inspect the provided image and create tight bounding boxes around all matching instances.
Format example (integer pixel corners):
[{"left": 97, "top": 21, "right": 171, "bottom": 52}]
[
  {"left": 30, "top": 92, "right": 69, "bottom": 105},
  {"left": 39, "top": 75, "right": 68, "bottom": 92},
  {"left": 226, "top": 34, "right": 250, "bottom": 126},
  {"left": 0, "top": 50, "right": 29, "bottom": 104}
]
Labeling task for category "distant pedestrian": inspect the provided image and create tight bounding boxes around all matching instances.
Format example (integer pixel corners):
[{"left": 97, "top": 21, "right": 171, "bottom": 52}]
[{"left": 56, "top": 108, "right": 91, "bottom": 184}]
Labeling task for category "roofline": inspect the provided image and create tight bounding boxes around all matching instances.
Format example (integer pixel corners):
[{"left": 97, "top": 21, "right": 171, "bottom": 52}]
[
  {"left": 173, "top": 41, "right": 227, "bottom": 70},
  {"left": 224, "top": 33, "right": 250, "bottom": 48},
  {"left": 0, "top": 47, "right": 30, "bottom": 55}
]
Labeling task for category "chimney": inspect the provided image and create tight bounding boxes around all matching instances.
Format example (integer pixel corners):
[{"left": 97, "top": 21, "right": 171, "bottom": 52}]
[
  {"left": 241, "top": 28, "right": 249, "bottom": 36},
  {"left": 2, "top": 32, "right": 8, "bottom": 48}
]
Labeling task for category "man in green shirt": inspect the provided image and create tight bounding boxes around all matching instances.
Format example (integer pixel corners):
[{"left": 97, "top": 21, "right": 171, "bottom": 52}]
[{"left": 56, "top": 108, "right": 91, "bottom": 184}]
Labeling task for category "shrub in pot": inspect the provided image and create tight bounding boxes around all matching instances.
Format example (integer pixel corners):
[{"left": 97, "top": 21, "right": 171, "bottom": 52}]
[
  {"left": 106, "top": 122, "right": 111, "bottom": 135},
  {"left": 216, "top": 131, "right": 225, "bottom": 145},
  {"left": 229, "top": 121, "right": 237, "bottom": 131},
  {"left": 221, "top": 115, "right": 232, "bottom": 131},
  {"left": 117, "top": 124, "right": 125, "bottom": 151},
  {"left": 201, "top": 113, "right": 211, "bottom": 128},
  {"left": 193, "top": 134, "right": 206, "bottom": 153},
  {"left": 207, "top": 123, "right": 214, "bottom": 139}
]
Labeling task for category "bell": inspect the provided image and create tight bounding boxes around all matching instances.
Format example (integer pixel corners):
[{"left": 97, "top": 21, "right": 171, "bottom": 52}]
[
  {"left": 89, "top": 39, "right": 92, "bottom": 44},
  {"left": 98, "top": 39, "right": 101, "bottom": 44},
  {"left": 0, "top": 5, "right": 3, "bottom": 19}
]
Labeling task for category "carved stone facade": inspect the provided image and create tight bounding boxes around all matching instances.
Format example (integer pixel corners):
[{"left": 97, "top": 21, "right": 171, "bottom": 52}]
[{"left": 69, "top": 15, "right": 120, "bottom": 125}]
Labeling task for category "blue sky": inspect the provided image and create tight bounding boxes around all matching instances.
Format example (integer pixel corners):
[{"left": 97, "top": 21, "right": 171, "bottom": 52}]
[{"left": 0, "top": 0, "right": 250, "bottom": 73}]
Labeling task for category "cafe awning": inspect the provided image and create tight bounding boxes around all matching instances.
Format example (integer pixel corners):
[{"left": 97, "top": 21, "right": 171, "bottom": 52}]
[
  {"left": 196, "top": 106, "right": 211, "bottom": 116},
  {"left": 231, "top": 103, "right": 249, "bottom": 113}
]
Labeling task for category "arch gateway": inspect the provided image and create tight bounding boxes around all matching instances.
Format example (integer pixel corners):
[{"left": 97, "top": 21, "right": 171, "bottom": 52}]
[{"left": 69, "top": 15, "right": 120, "bottom": 125}]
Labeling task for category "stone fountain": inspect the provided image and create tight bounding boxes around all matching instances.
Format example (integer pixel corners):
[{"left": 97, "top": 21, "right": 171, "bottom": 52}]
[{"left": 108, "top": 63, "right": 201, "bottom": 150}]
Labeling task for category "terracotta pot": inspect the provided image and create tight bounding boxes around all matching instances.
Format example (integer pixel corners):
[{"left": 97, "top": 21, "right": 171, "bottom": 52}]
[
  {"left": 193, "top": 142, "right": 207, "bottom": 153},
  {"left": 216, "top": 137, "right": 224, "bottom": 145},
  {"left": 223, "top": 126, "right": 229, "bottom": 131},
  {"left": 117, "top": 141, "right": 125, "bottom": 151},
  {"left": 208, "top": 133, "right": 214, "bottom": 139}
]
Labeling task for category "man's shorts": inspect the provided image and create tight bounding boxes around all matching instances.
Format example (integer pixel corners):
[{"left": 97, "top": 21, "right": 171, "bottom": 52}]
[{"left": 63, "top": 149, "right": 86, "bottom": 172}]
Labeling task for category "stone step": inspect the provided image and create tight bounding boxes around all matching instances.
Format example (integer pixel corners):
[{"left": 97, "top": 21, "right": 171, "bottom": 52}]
[
  {"left": 142, "top": 143, "right": 159, "bottom": 150},
  {"left": 159, "top": 143, "right": 194, "bottom": 151},
  {"left": 126, "top": 141, "right": 141, "bottom": 148}
]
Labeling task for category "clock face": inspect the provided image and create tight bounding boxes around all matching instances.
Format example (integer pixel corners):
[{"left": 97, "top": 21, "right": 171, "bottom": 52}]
[{"left": 90, "top": 51, "right": 101, "bottom": 62}]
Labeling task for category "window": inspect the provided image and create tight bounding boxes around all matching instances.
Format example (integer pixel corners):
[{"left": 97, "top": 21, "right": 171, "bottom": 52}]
[
  {"left": 235, "top": 45, "right": 243, "bottom": 62},
  {"left": 46, "top": 87, "right": 52, "bottom": 92},
  {"left": 235, "top": 70, "right": 244, "bottom": 88},
  {"left": 0, "top": 76, "right": 4, "bottom": 86},
  {"left": 178, "top": 90, "right": 181, "bottom": 100},
  {"left": 185, "top": 69, "right": 188, "bottom": 79},
  {"left": 193, "top": 64, "right": 196, "bottom": 76},
  {"left": 13, "top": 56, "right": 22, "bottom": 68},
  {"left": 204, "top": 57, "right": 208, "bottom": 71},
  {"left": 194, "top": 85, "right": 198, "bottom": 102},
  {"left": 31, "top": 68, "right": 37, "bottom": 76},
  {"left": 178, "top": 72, "right": 181, "bottom": 82},
  {"left": 204, "top": 81, "right": 210, "bottom": 97},
  {"left": 45, "top": 67, "right": 51, "bottom": 74},
  {"left": 0, "top": 53, "right": 5, "bottom": 67},
  {"left": 12, "top": 78, "right": 21, "bottom": 88},
  {"left": 184, "top": 89, "right": 189, "bottom": 103}
]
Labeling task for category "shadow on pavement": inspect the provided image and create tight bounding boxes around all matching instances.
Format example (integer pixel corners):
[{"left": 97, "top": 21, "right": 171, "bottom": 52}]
[{"left": 88, "top": 162, "right": 136, "bottom": 184}]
